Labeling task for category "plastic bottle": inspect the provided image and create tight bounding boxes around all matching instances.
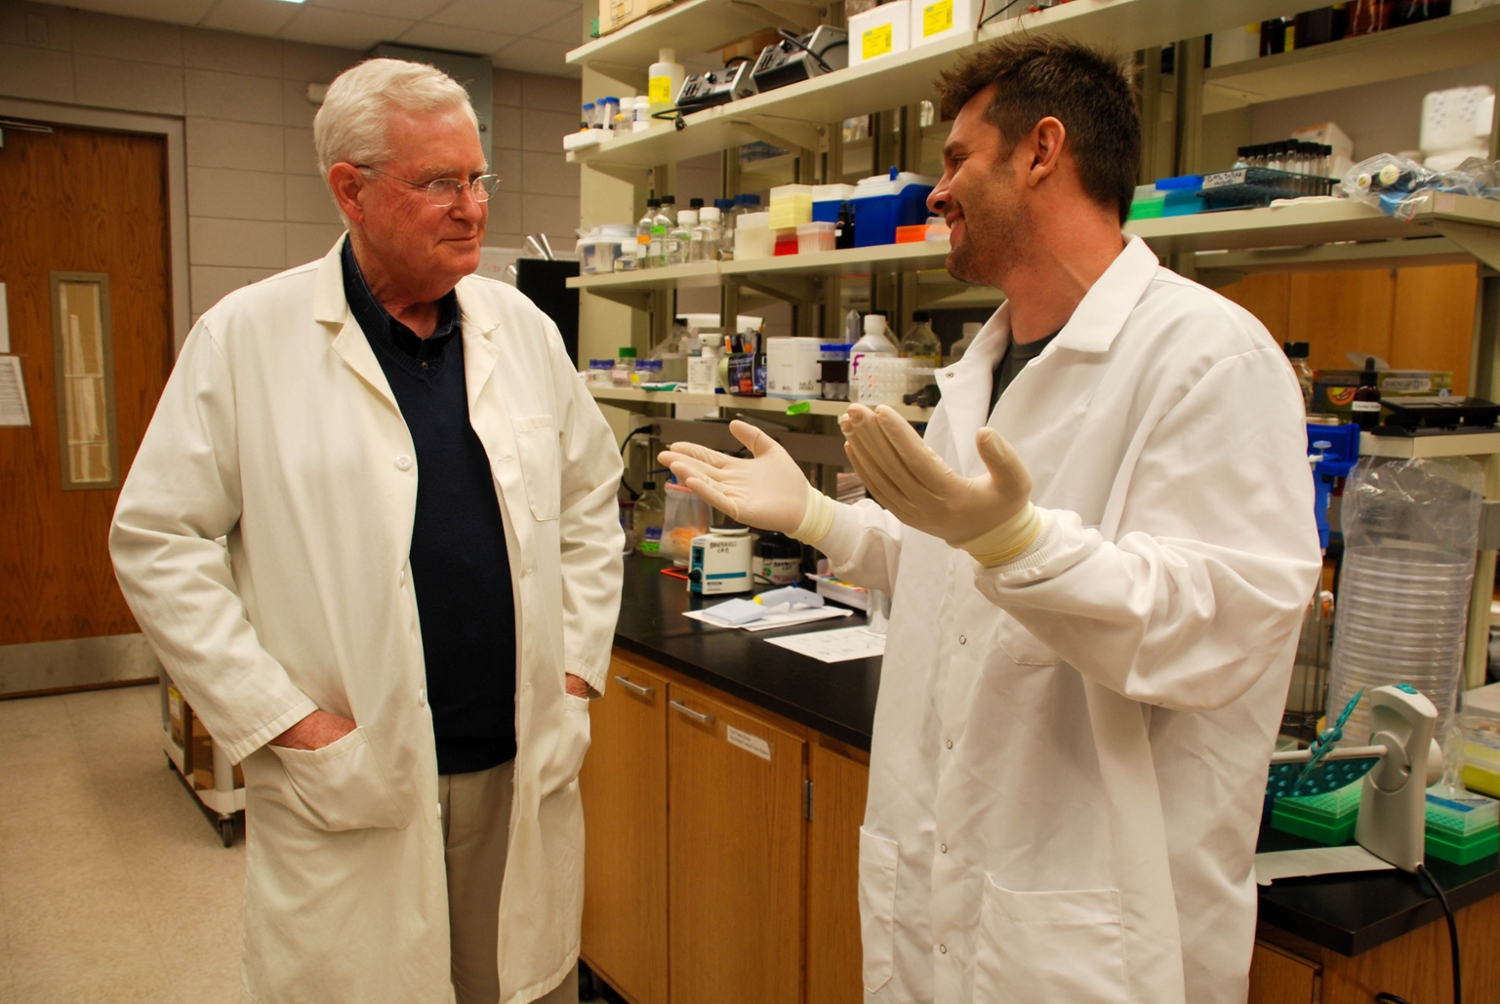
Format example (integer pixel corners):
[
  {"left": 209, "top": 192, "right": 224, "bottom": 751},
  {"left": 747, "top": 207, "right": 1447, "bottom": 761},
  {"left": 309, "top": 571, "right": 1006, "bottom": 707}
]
[
  {"left": 637, "top": 198, "right": 659, "bottom": 269},
  {"left": 693, "top": 206, "right": 722, "bottom": 262},
  {"left": 669, "top": 208, "right": 696, "bottom": 266},
  {"left": 843, "top": 308, "right": 862, "bottom": 344},
  {"left": 849, "top": 312, "right": 897, "bottom": 403},
  {"left": 650, "top": 196, "right": 674, "bottom": 268},
  {"left": 648, "top": 48, "right": 685, "bottom": 118},
  {"left": 1283, "top": 341, "right": 1315, "bottom": 412},
  {"left": 1352, "top": 357, "right": 1381, "bottom": 430},
  {"left": 633, "top": 480, "right": 665, "bottom": 555},
  {"left": 835, "top": 201, "right": 855, "bottom": 249},
  {"left": 900, "top": 311, "right": 941, "bottom": 368},
  {"left": 946, "top": 321, "right": 981, "bottom": 365}
]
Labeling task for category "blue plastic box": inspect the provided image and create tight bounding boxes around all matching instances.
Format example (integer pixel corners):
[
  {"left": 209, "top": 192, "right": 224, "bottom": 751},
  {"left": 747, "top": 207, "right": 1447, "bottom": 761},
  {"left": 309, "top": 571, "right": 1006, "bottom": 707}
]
[
  {"left": 1155, "top": 174, "right": 1204, "bottom": 217},
  {"left": 851, "top": 185, "right": 934, "bottom": 247}
]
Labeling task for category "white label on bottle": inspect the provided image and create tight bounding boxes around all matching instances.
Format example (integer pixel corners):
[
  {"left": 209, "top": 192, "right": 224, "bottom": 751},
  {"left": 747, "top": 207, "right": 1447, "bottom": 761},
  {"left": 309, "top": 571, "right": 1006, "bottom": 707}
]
[
  {"left": 726, "top": 725, "right": 772, "bottom": 761},
  {"left": 1351, "top": 401, "right": 1380, "bottom": 412}
]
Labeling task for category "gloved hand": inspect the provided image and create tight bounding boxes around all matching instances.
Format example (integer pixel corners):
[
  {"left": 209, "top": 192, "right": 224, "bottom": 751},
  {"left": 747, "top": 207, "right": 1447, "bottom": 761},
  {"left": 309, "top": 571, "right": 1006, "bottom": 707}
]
[
  {"left": 659, "top": 421, "right": 835, "bottom": 542},
  {"left": 840, "top": 404, "right": 1041, "bottom": 565}
]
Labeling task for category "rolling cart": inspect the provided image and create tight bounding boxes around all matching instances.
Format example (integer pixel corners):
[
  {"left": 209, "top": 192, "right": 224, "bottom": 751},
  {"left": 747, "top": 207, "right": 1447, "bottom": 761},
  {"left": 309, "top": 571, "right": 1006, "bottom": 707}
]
[{"left": 159, "top": 672, "right": 245, "bottom": 847}]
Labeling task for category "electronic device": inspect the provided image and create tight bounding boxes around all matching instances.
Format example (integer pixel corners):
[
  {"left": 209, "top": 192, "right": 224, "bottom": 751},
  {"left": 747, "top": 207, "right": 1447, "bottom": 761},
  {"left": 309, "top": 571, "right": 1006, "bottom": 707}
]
[
  {"left": 688, "top": 527, "right": 753, "bottom": 595},
  {"left": 675, "top": 61, "right": 758, "bottom": 114},
  {"left": 751, "top": 26, "right": 849, "bottom": 93}
]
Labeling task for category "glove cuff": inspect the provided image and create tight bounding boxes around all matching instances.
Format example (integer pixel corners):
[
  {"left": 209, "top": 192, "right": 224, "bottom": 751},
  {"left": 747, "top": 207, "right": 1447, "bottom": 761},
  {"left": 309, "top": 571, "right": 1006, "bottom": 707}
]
[
  {"left": 791, "top": 483, "right": 836, "bottom": 545},
  {"left": 957, "top": 502, "right": 1043, "bottom": 567}
]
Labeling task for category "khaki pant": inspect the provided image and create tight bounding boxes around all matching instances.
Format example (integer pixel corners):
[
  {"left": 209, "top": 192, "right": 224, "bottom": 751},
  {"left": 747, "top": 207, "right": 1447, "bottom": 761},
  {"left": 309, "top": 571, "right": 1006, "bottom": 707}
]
[{"left": 440, "top": 761, "right": 579, "bottom": 1004}]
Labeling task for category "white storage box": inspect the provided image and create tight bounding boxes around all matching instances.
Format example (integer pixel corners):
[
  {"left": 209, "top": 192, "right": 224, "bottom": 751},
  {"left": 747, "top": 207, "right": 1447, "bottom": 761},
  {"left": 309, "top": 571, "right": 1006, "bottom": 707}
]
[
  {"left": 850, "top": 0, "right": 911, "bottom": 66},
  {"left": 910, "top": 0, "right": 973, "bottom": 48},
  {"left": 766, "top": 337, "right": 823, "bottom": 399}
]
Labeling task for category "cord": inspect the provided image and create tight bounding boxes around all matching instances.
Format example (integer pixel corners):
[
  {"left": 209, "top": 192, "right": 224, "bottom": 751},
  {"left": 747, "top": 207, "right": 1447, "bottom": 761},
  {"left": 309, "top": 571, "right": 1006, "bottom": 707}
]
[
  {"left": 1417, "top": 863, "right": 1462, "bottom": 1004},
  {"left": 1373, "top": 866, "right": 1461, "bottom": 1004},
  {"left": 978, "top": 0, "right": 1027, "bottom": 28},
  {"left": 618, "top": 425, "right": 657, "bottom": 500},
  {"left": 775, "top": 29, "right": 834, "bottom": 74}
]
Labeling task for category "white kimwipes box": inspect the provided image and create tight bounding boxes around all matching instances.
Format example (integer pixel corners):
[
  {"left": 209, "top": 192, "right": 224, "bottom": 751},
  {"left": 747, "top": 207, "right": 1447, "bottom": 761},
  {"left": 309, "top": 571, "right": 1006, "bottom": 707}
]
[
  {"left": 910, "top": 0, "right": 973, "bottom": 48},
  {"left": 849, "top": 0, "right": 911, "bottom": 66},
  {"left": 766, "top": 337, "right": 823, "bottom": 399}
]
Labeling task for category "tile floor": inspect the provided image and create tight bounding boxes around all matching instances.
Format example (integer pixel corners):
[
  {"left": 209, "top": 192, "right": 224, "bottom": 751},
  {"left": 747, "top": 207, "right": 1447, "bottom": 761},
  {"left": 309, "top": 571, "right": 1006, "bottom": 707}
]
[{"left": 0, "top": 684, "right": 245, "bottom": 1003}]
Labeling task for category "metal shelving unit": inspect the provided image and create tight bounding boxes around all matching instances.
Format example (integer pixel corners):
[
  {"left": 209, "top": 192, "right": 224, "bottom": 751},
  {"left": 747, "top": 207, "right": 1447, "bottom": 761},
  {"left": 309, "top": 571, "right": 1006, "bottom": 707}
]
[{"left": 159, "top": 672, "right": 245, "bottom": 847}]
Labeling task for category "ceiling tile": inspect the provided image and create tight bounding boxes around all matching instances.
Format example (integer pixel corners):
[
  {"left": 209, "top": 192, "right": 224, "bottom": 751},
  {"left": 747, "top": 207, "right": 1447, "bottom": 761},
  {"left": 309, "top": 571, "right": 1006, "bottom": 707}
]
[
  {"left": 312, "top": 0, "right": 450, "bottom": 21},
  {"left": 433, "top": 0, "right": 578, "bottom": 38},
  {"left": 35, "top": 0, "right": 216, "bottom": 24},
  {"left": 395, "top": 20, "right": 516, "bottom": 57},
  {"left": 530, "top": 14, "right": 585, "bottom": 45},
  {"left": 200, "top": 0, "right": 301, "bottom": 36},
  {"left": 492, "top": 36, "right": 577, "bottom": 78},
  {"left": 277, "top": 6, "right": 414, "bottom": 50}
]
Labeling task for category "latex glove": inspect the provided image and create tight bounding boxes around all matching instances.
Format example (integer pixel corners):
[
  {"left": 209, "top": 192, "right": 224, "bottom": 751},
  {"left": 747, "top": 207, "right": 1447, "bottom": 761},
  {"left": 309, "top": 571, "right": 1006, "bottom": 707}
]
[
  {"left": 659, "top": 420, "right": 835, "bottom": 542},
  {"left": 840, "top": 404, "right": 1041, "bottom": 565}
]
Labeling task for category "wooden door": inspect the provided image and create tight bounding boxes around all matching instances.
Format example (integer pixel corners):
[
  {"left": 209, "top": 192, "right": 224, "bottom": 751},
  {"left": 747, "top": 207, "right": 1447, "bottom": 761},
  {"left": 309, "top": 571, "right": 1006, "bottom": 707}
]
[
  {"left": 806, "top": 744, "right": 869, "bottom": 1004},
  {"left": 0, "top": 124, "right": 172, "bottom": 645},
  {"left": 667, "top": 682, "right": 806, "bottom": 1004},
  {"left": 580, "top": 652, "right": 669, "bottom": 1004}
]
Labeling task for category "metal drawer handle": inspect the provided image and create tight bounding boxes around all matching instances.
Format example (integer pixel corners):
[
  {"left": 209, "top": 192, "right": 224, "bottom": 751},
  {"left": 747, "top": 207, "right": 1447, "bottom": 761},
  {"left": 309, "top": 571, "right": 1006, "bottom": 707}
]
[
  {"left": 669, "top": 700, "right": 715, "bottom": 725},
  {"left": 614, "top": 675, "right": 656, "bottom": 697}
]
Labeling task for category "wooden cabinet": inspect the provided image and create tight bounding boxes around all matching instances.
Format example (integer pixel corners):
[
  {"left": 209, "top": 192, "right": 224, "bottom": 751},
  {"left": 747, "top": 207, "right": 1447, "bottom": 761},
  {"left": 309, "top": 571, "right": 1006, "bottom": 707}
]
[
  {"left": 806, "top": 744, "right": 870, "bottom": 1004},
  {"left": 666, "top": 681, "right": 807, "bottom": 1004},
  {"left": 579, "top": 654, "right": 669, "bottom": 1004}
]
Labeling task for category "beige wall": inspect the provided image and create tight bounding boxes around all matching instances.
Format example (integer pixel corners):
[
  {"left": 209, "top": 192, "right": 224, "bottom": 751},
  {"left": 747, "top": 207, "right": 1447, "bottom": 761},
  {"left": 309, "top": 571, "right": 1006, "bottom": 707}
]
[{"left": 0, "top": 0, "right": 581, "bottom": 324}]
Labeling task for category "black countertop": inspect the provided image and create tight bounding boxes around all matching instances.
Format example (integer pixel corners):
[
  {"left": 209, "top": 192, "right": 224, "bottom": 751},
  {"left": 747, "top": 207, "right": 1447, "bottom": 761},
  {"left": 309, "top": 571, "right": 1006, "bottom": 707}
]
[
  {"left": 610, "top": 554, "right": 1500, "bottom": 957},
  {"left": 612, "top": 554, "right": 880, "bottom": 750}
]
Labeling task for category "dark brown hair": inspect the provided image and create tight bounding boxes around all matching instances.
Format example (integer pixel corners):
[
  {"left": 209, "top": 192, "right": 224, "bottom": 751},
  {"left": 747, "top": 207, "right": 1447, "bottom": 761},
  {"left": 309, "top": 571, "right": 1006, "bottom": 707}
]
[{"left": 936, "top": 36, "right": 1141, "bottom": 224}]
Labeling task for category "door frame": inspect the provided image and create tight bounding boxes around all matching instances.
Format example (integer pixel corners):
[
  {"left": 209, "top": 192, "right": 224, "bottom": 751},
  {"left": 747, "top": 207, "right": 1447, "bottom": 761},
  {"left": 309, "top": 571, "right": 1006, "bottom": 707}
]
[{"left": 0, "top": 98, "right": 191, "bottom": 356}]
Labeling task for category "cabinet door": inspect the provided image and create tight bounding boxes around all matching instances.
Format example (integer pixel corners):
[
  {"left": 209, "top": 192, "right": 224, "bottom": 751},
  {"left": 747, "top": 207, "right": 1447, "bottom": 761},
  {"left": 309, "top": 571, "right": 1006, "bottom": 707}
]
[
  {"left": 667, "top": 683, "right": 806, "bottom": 1004},
  {"left": 806, "top": 746, "right": 869, "bottom": 1004},
  {"left": 580, "top": 656, "right": 669, "bottom": 1004}
]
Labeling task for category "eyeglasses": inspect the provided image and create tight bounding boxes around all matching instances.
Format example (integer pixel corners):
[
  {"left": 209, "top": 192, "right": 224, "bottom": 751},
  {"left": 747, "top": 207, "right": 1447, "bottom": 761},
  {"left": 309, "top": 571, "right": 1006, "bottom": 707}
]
[{"left": 355, "top": 164, "right": 501, "bottom": 206}]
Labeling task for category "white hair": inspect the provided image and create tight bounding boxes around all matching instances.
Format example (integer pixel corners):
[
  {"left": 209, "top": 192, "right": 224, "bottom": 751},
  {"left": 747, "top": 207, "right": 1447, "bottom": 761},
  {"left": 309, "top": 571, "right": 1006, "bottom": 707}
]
[{"left": 313, "top": 58, "right": 478, "bottom": 179}]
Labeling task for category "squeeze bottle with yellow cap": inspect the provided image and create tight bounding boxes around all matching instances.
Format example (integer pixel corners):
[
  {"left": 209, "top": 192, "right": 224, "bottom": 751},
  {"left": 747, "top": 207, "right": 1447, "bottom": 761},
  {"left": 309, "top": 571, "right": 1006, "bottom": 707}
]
[{"left": 648, "top": 48, "right": 684, "bottom": 117}]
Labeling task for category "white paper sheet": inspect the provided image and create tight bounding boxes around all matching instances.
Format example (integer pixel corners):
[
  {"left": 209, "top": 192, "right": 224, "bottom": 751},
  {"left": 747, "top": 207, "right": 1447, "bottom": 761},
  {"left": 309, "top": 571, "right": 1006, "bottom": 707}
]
[
  {"left": 684, "top": 605, "right": 852, "bottom": 632},
  {"left": 765, "top": 626, "right": 887, "bottom": 663},
  {"left": 0, "top": 356, "right": 30, "bottom": 426},
  {"left": 1253, "top": 845, "right": 1395, "bottom": 886}
]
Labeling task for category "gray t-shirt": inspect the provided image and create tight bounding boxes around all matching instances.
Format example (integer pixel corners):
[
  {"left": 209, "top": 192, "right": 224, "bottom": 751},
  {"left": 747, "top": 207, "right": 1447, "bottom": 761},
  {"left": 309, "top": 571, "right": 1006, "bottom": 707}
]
[{"left": 989, "top": 331, "right": 1059, "bottom": 415}]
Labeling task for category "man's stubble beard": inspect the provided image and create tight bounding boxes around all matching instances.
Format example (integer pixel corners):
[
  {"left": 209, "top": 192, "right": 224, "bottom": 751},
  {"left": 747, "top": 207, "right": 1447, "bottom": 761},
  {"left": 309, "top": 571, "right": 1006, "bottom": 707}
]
[{"left": 945, "top": 168, "right": 1029, "bottom": 290}]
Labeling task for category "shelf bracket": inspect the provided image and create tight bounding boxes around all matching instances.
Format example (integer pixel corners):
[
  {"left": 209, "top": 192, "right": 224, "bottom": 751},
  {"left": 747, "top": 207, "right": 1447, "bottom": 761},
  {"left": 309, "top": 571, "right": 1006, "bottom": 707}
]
[
  {"left": 579, "top": 160, "right": 657, "bottom": 186},
  {"left": 728, "top": 117, "right": 824, "bottom": 158},
  {"left": 580, "top": 287, "right": 653, "bottom": 311},
  {"left": 1436, "top": 221, "right": 1500, "bottom": 274},
  {"left": 734, "top": 272, "right": 820, "bottom": 304}
]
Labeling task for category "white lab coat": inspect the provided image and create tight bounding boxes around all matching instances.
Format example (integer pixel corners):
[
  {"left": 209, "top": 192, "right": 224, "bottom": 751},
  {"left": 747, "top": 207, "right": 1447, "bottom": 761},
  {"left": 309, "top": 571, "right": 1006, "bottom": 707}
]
[
  {"left": 110, "top": 239, "right": 624, "bottom": 1004},
  {"left": 820, "top": 238, "right": 1321, "bottom": 1004}
]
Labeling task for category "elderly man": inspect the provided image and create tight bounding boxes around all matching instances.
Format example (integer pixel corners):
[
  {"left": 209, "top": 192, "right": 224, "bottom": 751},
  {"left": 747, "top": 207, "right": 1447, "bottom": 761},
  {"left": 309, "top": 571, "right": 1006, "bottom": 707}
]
[
  {"left": 662, "top": 38, "right": 1319, "bottom": 1004},
  {"left": 111, "top": 59, "right": 622, "bottom": 1004}
]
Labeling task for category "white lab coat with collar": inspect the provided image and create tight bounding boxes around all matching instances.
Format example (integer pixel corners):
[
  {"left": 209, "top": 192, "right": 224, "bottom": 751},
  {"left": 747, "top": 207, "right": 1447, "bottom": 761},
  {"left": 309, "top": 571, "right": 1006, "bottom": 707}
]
[
  {"left": 819, "top": 238, "right": 1322, "bottom": 1004},
  {"left": 109, "top": 239, "right": 624, "bottom": 1004}
]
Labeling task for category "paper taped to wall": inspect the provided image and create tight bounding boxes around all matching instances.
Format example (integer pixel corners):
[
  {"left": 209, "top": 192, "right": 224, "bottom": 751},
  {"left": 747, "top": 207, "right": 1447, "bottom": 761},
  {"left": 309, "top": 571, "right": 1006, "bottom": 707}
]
[{"left": 0, "top": 356, "right": 30, "bottom": 426}]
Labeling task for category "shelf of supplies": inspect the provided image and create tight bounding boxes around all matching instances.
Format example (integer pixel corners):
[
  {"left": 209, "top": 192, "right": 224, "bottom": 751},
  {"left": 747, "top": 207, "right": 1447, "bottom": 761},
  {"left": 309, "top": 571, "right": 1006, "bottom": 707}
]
[
  {"left": 1204, "top": 5, "right": 1500, "bottom": 115},
  {"left": 570, "top": 0, "right": 1332, "bottom": 175},
  {"left": 569, "top": 0, "right": 826, "bottom": 73},
  {"left": 588, "top": 384, "right": 934, "bottom": 421},
  {"left": 1361, "top": 430, "right": 1500, "bottom": 459},
  {"left": 572, "top": 196, "right": 1500, "bottom": 302}
]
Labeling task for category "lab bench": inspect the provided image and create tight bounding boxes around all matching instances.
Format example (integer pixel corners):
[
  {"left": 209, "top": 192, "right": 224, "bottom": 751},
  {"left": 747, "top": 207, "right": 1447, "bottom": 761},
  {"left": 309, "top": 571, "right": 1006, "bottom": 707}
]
[{"left": 583, "top": 554, "right": 1500, "bottom": 1004}]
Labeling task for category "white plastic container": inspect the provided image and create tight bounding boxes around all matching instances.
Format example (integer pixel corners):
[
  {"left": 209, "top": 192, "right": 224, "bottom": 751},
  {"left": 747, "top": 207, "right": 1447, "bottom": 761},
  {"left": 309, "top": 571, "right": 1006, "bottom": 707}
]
[
  {"left": 766, "top": 337, "right": 824, "bottom": 399},
  {"left": 797, "top": 221, "right": 836, "bottom": 254},
  {"left": 849, "top": 313, "right": 898, "bottom": 403},
  {"left": 733, "top": 211, "right": 774, "bottom": 260},
  {"left": 687, "top": 349, "right": 719, "bottom": 394},
  {"left": 909, "top": 0, "right": 973, "bottom": 48},
  {"left": 768, "top": 183, "right": 814, "bottom": 230},
  {"left": 849, "top": 0, "right": 912, "bottom": 66},
  {"left": 648, "top": 48, "right": 685, "bottom": 115}
]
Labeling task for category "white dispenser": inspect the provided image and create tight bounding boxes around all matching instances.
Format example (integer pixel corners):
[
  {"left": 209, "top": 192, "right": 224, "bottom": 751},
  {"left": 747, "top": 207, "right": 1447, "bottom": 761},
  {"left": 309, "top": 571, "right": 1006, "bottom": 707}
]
[{"left": 648, "top": 48, "right": 685, "bottom": 116}]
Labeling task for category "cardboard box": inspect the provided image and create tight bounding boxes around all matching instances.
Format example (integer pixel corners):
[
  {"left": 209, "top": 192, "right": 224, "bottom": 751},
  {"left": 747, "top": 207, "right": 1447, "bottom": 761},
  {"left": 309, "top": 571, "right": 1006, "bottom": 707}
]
[
  {"left": 849, "top": 1, "right": 911, "bottom": 66},
  {"left": 766, "top": 337, "right": 823, "bottom": 399},
  {"left": 190, "top": 716, "right": 244, "bottom": 790},
  {"left": 1312, "top": 368, "right": 1452, "bottom": 417},
  {"left": 597, "top": 0, "right": 675, "bottom": 36},
  {"left": 167, "top": 685, "right": 185, "bottom": 748}
]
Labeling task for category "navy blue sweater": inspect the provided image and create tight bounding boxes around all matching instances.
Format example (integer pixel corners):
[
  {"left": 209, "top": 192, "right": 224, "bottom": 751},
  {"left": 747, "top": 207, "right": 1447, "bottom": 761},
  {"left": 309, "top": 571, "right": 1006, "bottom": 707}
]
[{"left": 342, "top": 241, "right": 517, "bottom": 775}]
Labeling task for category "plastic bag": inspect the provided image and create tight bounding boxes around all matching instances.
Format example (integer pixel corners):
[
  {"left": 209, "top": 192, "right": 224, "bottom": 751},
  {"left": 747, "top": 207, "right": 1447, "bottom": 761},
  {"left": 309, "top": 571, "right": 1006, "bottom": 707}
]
[
  {"left": 1341, "top": 152, "right": 1500, "bottom": 220},
  {"left": 660, "top": 481, "right": 710, "bottom": 564}
]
